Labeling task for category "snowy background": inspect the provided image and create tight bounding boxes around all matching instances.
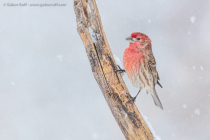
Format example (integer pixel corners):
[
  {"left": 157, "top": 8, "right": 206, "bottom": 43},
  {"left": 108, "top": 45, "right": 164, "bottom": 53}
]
[{"left": 1, "top": 0, "right": 210, "bottom": 140}]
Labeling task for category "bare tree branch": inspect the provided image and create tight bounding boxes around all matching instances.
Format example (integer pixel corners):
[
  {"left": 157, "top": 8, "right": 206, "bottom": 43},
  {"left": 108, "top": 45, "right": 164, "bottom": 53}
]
[{"left": 73, "top": 0, "right": 154, "bottom": 139}]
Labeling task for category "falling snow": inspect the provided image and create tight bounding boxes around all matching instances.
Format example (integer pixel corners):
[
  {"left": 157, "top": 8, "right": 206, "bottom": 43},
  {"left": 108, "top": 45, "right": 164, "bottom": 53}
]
[
  {"left": 200, "top": 66, "right": 204, "bottom": 70},
  {"left": 182, "top": 104, "right": 187, "bottom": 109},
  {"left": 57, "top": 55, "right": 63, "bottom": 61},
  {"left": 194, "top": 109, "right": 200, "bottom": 115},
  {"left": 190, "top": 16, "right": 196, "bottom": 23}
]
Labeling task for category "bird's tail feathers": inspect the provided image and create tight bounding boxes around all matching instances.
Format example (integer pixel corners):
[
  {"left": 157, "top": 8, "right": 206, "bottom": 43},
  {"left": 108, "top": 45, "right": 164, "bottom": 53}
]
[{"left": 151, "top": 90, "right": 163, "bottom": 110}]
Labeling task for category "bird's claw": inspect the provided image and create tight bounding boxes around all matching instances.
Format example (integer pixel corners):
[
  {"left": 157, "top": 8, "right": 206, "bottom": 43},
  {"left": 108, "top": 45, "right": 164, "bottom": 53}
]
[
  {"left": 126, "top": 90, "right": 140, "bottom": 104},
  {"left": 115, "top": 65, "right": 126, "bottom": 74},
  {"left": 127, "top": 96, "right": 137, "bottom": 104}
]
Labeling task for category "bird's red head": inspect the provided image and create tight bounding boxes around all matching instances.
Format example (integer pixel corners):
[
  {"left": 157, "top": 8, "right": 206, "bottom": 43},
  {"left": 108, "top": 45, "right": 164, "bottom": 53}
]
[{"left": 126, "top": 32, "right": 151, "bottom": 50}]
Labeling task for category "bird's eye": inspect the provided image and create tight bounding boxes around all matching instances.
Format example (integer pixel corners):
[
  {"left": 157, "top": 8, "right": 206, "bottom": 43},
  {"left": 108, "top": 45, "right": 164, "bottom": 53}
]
[{"left": 136, "top": 38, "right": 140, "bottom": 40}]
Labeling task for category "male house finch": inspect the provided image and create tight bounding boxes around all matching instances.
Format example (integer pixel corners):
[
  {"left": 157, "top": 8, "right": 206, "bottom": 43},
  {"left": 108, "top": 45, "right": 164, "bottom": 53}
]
[{"left": 117, "top": 32, "right": 163, "bottom": 109}]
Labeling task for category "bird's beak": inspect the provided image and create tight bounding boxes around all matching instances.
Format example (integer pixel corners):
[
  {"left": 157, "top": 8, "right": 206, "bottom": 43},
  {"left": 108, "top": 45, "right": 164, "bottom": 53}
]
[{"left": 126, "top": 36, "right": 134, "bottom": 43}]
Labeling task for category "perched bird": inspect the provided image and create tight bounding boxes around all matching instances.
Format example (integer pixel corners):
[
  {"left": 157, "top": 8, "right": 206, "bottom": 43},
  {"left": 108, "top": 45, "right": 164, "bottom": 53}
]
[{"left": 118, "top": 32, "right": 163, "bottom": 109}]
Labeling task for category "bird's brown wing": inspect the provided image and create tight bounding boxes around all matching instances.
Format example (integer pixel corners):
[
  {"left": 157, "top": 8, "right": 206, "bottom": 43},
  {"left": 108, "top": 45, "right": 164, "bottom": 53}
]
[{"left": 147, "top": 52, "right": 163, "bottom": 88}]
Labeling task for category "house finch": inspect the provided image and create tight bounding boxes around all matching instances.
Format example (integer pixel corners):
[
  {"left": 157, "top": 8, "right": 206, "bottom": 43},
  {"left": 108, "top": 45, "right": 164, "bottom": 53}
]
[{"left": 117, "top": 32, "right": 163, "bottom": 109}]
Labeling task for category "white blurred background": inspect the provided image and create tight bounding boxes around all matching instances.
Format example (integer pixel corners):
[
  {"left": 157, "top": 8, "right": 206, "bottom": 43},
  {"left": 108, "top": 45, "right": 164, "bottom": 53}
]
[{"left": 1, "top": 0, "right": 210, "bottom": 139}]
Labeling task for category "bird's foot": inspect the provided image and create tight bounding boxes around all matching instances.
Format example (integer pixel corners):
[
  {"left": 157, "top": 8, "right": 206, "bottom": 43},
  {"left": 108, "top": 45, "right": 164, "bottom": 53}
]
[
  {"left": 115, "top": 65, "right": 126, "bottom": 75},
  {"left": 127, "top": 96, "right": 137, "bottom": 103},
  {"left": 126, "top": 90, "right": 141, "bottom": 104}
]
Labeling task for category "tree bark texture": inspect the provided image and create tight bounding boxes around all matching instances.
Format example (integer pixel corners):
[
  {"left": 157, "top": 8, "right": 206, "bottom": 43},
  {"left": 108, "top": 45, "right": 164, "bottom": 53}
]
[{"left": 73, "top": 0, "right": 154, "bottom": 139}]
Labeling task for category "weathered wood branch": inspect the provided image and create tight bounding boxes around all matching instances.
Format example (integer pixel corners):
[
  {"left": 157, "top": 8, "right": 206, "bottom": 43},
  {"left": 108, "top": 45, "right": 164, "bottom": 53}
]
[{"left": 73, "top": 0, "right": 154, "bottom": 139}]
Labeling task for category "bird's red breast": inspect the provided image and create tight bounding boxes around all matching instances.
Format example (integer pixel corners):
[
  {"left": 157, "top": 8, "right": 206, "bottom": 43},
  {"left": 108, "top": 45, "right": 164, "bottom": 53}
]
[{"left": 123, "top": 43, "right": 146, "bottom": 80}]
